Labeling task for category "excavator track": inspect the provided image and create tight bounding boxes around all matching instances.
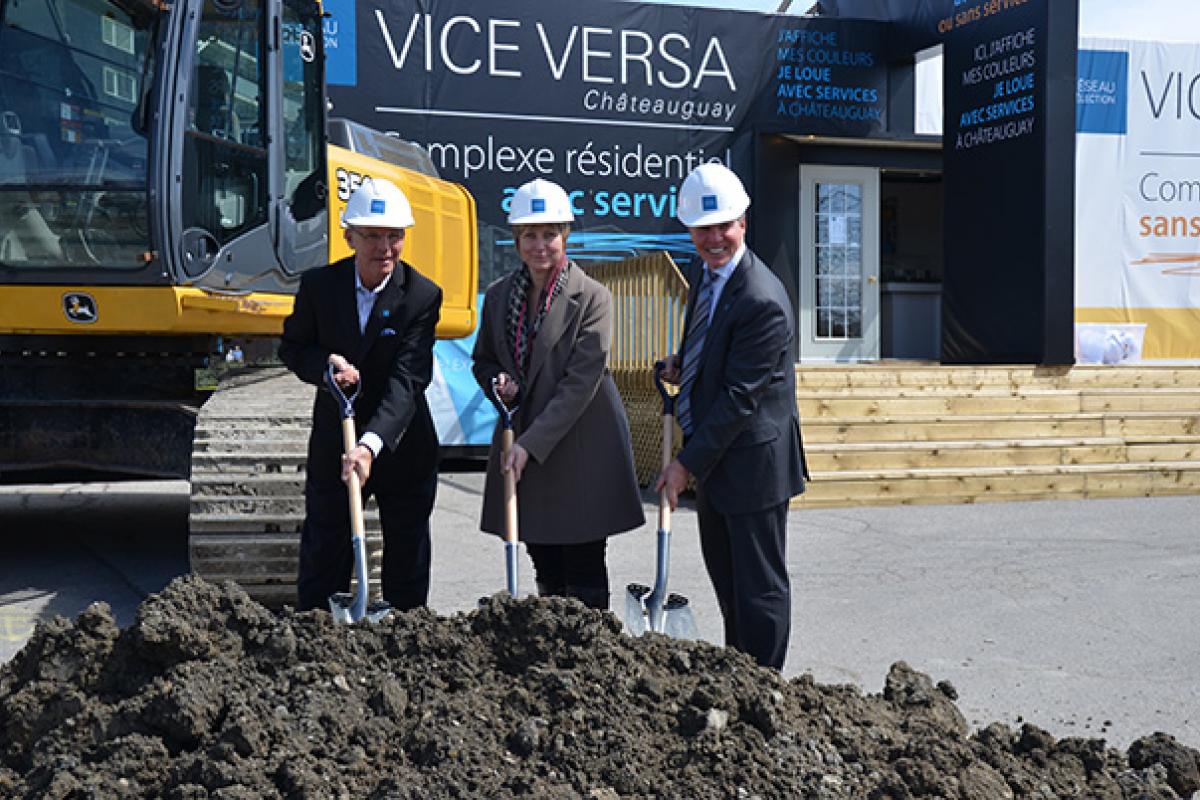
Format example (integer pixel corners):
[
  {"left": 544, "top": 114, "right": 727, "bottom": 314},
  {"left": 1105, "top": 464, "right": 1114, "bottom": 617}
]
[{"left": 188, "top": 366, "right": 383, "bottom": 609}]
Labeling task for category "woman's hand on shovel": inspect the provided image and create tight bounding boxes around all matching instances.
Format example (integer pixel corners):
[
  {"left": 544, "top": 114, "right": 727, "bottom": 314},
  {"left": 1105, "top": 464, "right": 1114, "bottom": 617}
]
[
  {"left": 494, "top": 372, "right": 520, "bottom": 404},
  {"left": 341, "top": 444, "right": 374, "bottom": 486},
  {"left": 502, "top": 442, "right": 529, "bottom": 482}
]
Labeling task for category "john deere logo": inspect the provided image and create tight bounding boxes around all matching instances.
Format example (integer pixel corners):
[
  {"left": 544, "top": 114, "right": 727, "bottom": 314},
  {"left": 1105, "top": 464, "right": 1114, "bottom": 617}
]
[
  {"left": 63, "top": 292, "right": 98, "bottom": 324},
  {"left": 299, "top": 31, "right": 316, "bottom": 63}
]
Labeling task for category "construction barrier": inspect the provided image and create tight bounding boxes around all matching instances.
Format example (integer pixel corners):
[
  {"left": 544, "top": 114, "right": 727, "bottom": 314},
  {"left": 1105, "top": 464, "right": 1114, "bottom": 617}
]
[{"left": 586, "top": 252, "right": 689, "bottom": 486}]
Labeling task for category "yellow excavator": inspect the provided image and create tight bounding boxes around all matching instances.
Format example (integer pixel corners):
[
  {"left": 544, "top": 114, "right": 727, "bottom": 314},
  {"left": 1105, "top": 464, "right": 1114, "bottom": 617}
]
[{"left": 0, "top": 0, "right": 477, "bottom": 604}]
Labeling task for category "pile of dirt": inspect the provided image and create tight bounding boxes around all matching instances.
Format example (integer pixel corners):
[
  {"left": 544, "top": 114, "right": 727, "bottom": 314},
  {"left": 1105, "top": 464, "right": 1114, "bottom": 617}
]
[{"left": 2, "top": 577, "right": 1197, "bottom": 799}]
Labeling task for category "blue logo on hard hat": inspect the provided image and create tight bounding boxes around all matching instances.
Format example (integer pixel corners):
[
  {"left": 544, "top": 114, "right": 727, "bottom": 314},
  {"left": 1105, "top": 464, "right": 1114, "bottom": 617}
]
[
  {"left": 702, "top": 195, "right": 718, "bottom": 211},
  {"left": 531, "top": 198, "right": 546, "bottom": 213},
  {"left": 370, "top": 199, "right": 386, "bottom": 214}
]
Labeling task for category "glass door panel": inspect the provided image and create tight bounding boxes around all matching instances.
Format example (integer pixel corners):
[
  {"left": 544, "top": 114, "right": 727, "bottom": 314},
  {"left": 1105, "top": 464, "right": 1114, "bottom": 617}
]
[{"left": 800, "top": 166, "right": 879, "bottom": 361}]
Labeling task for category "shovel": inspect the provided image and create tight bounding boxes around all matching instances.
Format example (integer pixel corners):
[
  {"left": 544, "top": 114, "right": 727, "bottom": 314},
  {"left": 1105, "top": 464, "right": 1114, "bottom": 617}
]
[
  {"left": 325, "top": 364, "right": 391, "bottom": 624},
  {"left": 625, "top": 361, "right": 698, "bottom": 639},
  {"left": 492, "top": 376, "right": 520, "bottom": 597}
]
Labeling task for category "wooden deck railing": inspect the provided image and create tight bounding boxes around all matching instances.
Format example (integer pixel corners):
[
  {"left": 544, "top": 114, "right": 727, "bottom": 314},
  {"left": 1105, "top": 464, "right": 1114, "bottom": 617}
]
[{"left": 586, "top": 253, "right": 689, "bottom": 485}]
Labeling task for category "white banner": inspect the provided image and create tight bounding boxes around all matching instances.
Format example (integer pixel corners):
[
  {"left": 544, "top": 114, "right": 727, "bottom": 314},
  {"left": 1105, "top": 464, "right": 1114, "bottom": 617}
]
[{"left": 1076, "top": 37, "right": 1200, "bottom": 360}]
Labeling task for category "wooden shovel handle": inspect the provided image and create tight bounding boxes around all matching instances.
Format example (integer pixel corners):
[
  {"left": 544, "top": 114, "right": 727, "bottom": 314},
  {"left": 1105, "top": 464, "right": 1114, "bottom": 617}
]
[
  {"left": 341, "top": 416, "right": 367, "bottom": 541},
  {"left": 658, "top": 412, "right": 672, "bottom": 531}
]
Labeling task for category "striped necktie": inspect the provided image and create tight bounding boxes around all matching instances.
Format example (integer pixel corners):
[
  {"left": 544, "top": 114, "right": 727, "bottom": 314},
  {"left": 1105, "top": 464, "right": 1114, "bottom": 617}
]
[{"left": 676, "top": 270, "right": 714, "bottom": 437}]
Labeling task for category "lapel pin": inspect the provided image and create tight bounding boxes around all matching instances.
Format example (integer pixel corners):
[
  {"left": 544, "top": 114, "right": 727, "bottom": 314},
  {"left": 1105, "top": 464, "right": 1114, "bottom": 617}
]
[{"left": 381, "top": 309, "right": 391, "bottom": 318}]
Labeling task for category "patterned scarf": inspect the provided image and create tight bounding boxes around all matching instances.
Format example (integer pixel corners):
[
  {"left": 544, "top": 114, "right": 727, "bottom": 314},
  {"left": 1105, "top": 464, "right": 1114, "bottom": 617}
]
[{"left": 505, "top": 260, "right": 570, "bottom": 379}]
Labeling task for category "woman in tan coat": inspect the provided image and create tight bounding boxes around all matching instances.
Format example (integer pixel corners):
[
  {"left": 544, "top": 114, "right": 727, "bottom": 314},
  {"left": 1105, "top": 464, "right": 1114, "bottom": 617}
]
[{"left": 472, "top": 178, "right": 644, "bottom": 609}]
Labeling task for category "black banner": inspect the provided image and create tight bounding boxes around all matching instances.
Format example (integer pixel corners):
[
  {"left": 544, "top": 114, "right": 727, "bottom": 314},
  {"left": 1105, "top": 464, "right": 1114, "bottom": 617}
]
[
  {"left": 939, "top": 0, "right": 1075, "bottom": 364},
  {"left": 823, "top": 0, "right": 951, "bottom": 56},
  {"left": 324, "top": 0, "right": 889, "bottom": 287}
]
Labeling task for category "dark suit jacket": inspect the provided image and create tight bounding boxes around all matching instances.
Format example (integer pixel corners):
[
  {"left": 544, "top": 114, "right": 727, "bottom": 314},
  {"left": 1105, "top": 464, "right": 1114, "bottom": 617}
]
[
  {"left": 676, "top": 249, "right": 808, "bottom": 515},
  {"left": 278, "top": 256, "right": 442, "bottom": 482}
]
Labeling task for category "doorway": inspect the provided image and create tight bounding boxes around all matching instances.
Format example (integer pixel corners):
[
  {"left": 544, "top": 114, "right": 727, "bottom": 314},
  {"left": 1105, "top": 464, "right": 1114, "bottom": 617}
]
[{"left": 880, "top": 170, "right": 943, "bottom": 360}]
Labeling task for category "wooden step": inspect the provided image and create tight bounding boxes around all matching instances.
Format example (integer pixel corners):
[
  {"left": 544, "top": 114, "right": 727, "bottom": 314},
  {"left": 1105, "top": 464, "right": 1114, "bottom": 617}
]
[
  {"left": 1102, "top": 413, "right": 1200, "bottom": 438},
  {"left": 805, "top": 438, "right": 1127, "bottom": 471},
  {"left": 799, "top": 391, "right": 1084, "bottom": 417},
  {"left": 797, "top": 384, "right": 1200, "bottom": 404},
  {"left": 795, "top": 460, "right": 1200, "bottom": 508},
  {"left": 801, "top": 411, "right": 1200, "bottom": 444},
  {"left": 1080, "top": 389, "right": 1200, "bottom": 412},
  {"left": 1125, "top": 439, "right": 1200, "bottom": 462},
  {"left": 801, "top": 414, "right": 1108, "bottom": 443},
  {"left": 795, "top": 364, "right": 1200, "bottom": 390},
  {"left": 799, "top": 389, "right": 1200, "bottom": 418},
  {"left": 773, "top": 363, "right": 1200, "bottom": 508}
]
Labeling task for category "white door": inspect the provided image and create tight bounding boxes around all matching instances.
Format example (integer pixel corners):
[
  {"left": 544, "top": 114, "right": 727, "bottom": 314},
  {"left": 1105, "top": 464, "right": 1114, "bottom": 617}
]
[{"left": 799, "top": 166, "right": 880, "bottom": 361}]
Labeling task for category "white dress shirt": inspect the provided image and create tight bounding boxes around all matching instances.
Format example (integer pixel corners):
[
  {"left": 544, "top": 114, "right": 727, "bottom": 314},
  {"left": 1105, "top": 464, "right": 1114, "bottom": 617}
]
[
  {"left": 701, "top": 243, "right": 746, "bottom": 326},
  {"left": 352, "top": 269, "right": 393, "bottom": 457}
]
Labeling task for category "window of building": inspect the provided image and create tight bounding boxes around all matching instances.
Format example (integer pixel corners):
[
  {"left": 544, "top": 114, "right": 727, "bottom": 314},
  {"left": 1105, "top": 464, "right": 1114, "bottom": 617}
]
[
  {"left": 102, "top": 15, "right": 135, "bottom": 54},
  {"left": 103, "top": 65, "right": 137, "bottom": 103}
]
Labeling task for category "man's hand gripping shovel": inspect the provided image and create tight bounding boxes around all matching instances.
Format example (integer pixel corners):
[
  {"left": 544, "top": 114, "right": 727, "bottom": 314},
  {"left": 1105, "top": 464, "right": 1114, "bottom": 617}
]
[
  {"left": 625, "top": 361, "right": 698, "bottom": 638},
  {"left": 492, "top": 377, "right": 520, "bottom": 597},
  {"left": 325, "top": 364, "right": 391, "bottom": 624}
]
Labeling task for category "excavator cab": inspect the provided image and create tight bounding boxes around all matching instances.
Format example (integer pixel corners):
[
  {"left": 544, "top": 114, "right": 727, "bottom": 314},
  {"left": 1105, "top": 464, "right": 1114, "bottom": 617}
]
[
  {"left": 0, "top": 0, "right": 477, "bottom": 481},
  {"left": 172, "top": 0, "right": 329, "bottom": 288},
  {"left": 0, "top": 0, "right": 328, "bottom": 289}
]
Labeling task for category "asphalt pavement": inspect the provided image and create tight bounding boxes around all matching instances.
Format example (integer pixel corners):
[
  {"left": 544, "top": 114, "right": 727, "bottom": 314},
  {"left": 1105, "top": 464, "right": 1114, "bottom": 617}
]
[{"left": 2, "top": 476, "right": 1197, "bottom": 751}]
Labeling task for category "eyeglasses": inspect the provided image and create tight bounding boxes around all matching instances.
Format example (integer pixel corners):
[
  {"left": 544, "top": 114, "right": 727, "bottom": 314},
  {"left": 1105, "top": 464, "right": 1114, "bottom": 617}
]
[{"left": 352, "top": 229, "right": 404, "bottom": 245}]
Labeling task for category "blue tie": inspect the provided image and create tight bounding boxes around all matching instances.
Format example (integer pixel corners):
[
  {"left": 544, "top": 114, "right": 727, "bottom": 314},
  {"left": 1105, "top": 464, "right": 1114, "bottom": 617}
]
[{"left": 676, "top": 271, "right": 713, "bottom": 437}]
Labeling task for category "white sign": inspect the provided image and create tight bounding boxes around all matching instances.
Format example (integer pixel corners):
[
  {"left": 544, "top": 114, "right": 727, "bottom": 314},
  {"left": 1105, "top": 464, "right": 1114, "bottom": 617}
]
[
  {"left": 1076, "top": 37, "right": 1200, "bottom": 360},
  {"left": 829, "top": 214, "right": 847, "bottom": 244}
]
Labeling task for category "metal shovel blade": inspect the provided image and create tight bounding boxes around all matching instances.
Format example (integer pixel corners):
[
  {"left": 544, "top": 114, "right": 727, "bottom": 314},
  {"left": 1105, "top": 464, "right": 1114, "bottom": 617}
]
[
  {"left": 328, "top": 592, "right": 355, "bottom": 624},
  {"left": 624, "top": 582, "right": 651, "bottom": 636},
  {"left": 329, "top": 593, "right": 390, "bottom": 624},
  {"left": 365, "top": 599, "right": 392, "bottom": 624},
  {"left": 663, "top": 593, "right": 699, "bottom": 640},
  {"left": 329, "top": 534, "right": 371, "bottom": 624},
  {"left": 505, "top": 540, "right": 520, "bottom": 597}
]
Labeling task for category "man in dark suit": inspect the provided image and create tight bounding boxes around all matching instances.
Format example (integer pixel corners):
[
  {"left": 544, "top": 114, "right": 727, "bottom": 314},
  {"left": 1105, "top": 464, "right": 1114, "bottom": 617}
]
[
  {"left": 279, "top": 178, "right": 442, "bottom": 612},
  {"left": 657, "top": 163, "right": 808, "bottom": 669}
]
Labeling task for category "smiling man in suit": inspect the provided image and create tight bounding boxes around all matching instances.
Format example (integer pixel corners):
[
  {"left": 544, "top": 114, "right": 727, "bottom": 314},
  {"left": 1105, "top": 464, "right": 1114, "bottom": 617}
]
[
  {"left": 657, "top": 163, "right": 808, "bottom": 670},
  {"left": 279, "top": 178, "right": 442, "bottom": 613}
]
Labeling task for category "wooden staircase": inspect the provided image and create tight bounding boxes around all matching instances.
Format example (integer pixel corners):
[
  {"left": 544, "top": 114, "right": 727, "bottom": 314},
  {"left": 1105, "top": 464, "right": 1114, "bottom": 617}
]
[{"left": 793, "top": 364, "right": 1200, "bottom": 508}]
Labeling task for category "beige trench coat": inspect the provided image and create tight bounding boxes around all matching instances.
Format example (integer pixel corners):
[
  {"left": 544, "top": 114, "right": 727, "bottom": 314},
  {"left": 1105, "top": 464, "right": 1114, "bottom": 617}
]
[{"left": 472, "top": 263, "right": 644, "bottom": 545}]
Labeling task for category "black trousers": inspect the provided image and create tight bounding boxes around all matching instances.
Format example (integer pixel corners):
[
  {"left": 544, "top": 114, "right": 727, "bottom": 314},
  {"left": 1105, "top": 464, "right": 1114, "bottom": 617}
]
[
  {"left": 526, "top": 539, "right": 610, "bottom": 609},
  {"left": 696, "top": 489, "right": 791, "bottom": 669},
  {"left": 296, "top": 458, "right": 437, "bottom": 613}
]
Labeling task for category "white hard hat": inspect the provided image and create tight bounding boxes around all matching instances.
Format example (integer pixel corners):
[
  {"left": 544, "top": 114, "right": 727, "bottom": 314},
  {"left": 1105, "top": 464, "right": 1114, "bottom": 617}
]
[
  {"left": 341, "top": 177, "right": 414, "bottom": 229},
  {"left": 677, "top": 163, "right": 750, "bottom": 227},
  {"left": 508, "top": 178, "right": 574, "bottom": 225}
]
